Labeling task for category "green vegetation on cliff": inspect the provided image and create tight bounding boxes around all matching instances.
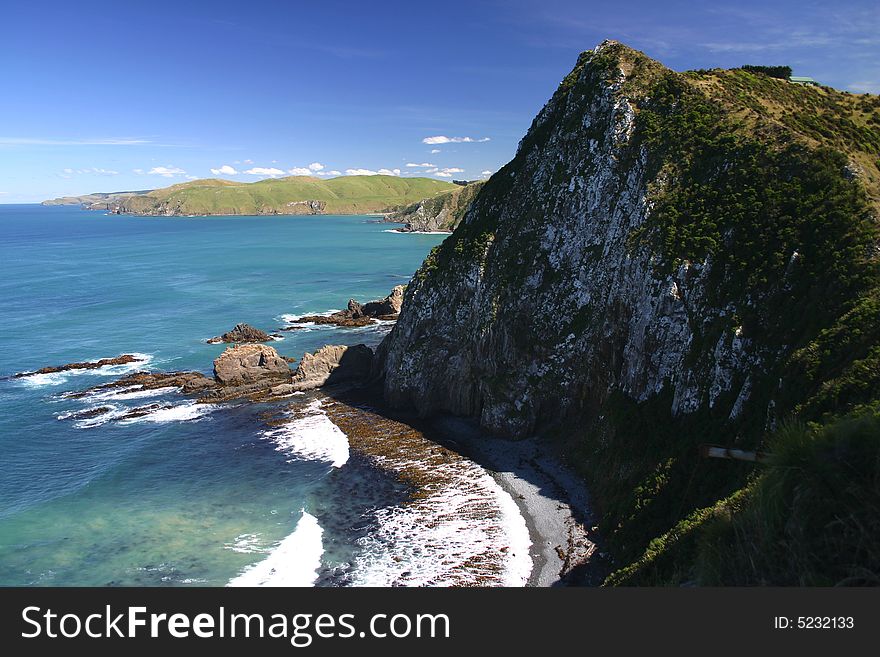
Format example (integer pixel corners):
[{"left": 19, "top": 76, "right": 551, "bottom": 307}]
[{"left": 45, "top": 176, "right": 457, "bottom": 216}]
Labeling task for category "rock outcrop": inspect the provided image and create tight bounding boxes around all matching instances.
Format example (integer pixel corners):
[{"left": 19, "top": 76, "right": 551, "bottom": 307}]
[
  {"left": 362, "top": 284, "right": 404, "bottom": 316},
  {"left": 207, "top": 323, "right": 278, "bottom": 344},
  {"left": 269, "top": 344, "right": 373, "bottom": 395},
  {"left": 289, "top": 285, "right": 406, "bottom": 328},
  {"left": 212, "top": 344, "right": 291, "bottom": 386}
]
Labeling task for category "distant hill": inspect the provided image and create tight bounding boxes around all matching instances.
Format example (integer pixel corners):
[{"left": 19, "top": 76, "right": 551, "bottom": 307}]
[
  {"left": 42, "top": 189, "right": 154, "bottom": 207},
  {"left": 42, "top": 176, "right": 458, "bottom": 216}
]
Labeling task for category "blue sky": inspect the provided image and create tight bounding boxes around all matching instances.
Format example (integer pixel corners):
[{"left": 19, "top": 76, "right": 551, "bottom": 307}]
[{"left": 1, "top": 0, "right": 877, "bottom": 202}]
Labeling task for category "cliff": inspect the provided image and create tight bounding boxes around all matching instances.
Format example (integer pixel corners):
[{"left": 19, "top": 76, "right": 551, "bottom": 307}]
[
  {"left": 43, "top": 176, "right": 457, "bottom": 216},
  {"left": 384, "top": 181, "right": 485, "bottom": 232},
  {"left": 377, "top": 41, "right": 880, "bottom": 584}
]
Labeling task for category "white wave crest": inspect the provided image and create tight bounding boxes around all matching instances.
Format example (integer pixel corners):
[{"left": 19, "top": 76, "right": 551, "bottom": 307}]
[
  {"left": 262, "top": 399, "right": 349, "bottom": 468},
  {"left": 118, "top": 400, "right": 217, "bottom": 425},
  {"left": 227, "top": 511, "right": 324, "bottom": 587},
  {"left": 84, "top": 385, "right": 179, "bottom": 401}
]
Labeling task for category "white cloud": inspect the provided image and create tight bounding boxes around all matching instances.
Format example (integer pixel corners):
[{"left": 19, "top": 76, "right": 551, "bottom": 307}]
[
  {"left": 406, "top": 162, "right": 435, "bottom": 167},
  {"left": 378, "top": 168, "right": 401, "bottom": 176},
  {"left": 0, "top": 191, "right": 8, "bottom": 196},
  {"left": 422, "top": 136, "right": 490, "bottom": 144},
  {"left": 185, "top": 175, "right": 199, "bottom": 180},
  {"left": 430, "top": 148, "right": 441, "bottom": 154},
  {"left": 243, "top": 159, "right": 254, "bottom": 164},
  {"left": 308, "top": 162, "right": 324, "bottom": 171},
  {"left": 345, "top": 168, "right": 378, "bottom": 176},
  {"left": 147, "top": 166, "right": 186, "bottom": 177},
  {"left": 481, "top": 170, "right": 493, "bottom": 176},
  {"left": 433, "top": 167, "right": 465, "bottom": 178},
  {"left": 287, "top": 167, "right": 313, "bottom": 176},
  {"left": 243, "top": 167, "right": 285, "bottom": 176},
  {"left": 210, "top": 164, "right": 238, "bottom": 175},
  {"left": 327, "top": 170, "right": 342, "bottom": 176}
]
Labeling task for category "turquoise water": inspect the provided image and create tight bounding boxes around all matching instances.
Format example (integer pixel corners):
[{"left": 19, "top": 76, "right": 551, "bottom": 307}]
[{"left": 0, "top": 204, "right": 444, "bottom": 586}]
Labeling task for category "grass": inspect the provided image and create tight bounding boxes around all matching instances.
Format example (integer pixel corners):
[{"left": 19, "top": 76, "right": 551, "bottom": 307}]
[
  {"left": 696, "top": 411, "right": 880, "bottom": 585},
  {"left": 89, "top": 176, "right": 457, "bottom": 216}
]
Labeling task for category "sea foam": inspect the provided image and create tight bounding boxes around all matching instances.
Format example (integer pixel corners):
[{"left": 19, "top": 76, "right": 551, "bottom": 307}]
[
  {"left": 227, "top": 510, "right": 324, "bottom": 587},
  {"left": 348, "top": 446, "right": 532, "bottom": 587}
]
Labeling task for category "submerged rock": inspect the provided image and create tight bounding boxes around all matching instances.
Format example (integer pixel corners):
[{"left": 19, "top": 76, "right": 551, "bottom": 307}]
[{"left": 212, "top": 344, "right": 291, "bottom": 386}]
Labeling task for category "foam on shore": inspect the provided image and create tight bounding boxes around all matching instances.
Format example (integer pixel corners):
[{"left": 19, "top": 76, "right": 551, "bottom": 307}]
[
  {"left": 321, "top": 399, "right": 533, "bottom": 587},
  {"left": 351, "top": 455, "right": 532, "bottom": 587},
  {"left": 227, "top": 510, "right": 324, "bottom": 587}
]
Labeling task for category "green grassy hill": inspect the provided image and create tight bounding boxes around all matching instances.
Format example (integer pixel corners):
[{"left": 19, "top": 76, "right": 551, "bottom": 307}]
[{"left": 46, "top": 176, "right": 458, "bottom": 216}]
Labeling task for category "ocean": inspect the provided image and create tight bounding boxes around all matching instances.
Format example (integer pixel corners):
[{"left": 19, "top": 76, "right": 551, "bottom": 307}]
[{"left": 0, "top": 204, "right": 530, "bottom": 587}]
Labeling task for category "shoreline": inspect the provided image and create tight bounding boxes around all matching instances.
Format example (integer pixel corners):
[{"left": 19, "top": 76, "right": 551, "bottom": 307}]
[
  {"left": 425, "top": 415, "right": 601, "bottom": 586},
  {"left": 320, "top": 389, "right": 600, "bottom": 587}
]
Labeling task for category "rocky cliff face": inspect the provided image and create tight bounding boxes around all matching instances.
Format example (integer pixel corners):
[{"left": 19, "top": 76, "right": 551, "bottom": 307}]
[
  {"left": 377, "top": 41, "right": 879, "bottom": 578},
  {"left": 385, "top": 182, "right": 484, "bottom": 232}
]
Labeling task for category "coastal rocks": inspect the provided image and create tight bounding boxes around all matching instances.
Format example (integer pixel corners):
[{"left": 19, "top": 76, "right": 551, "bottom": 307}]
[
  {"left": 207, "top": 323, "right": 280, "bottom": 344},
  {"left": 279, "top": 200, "right": 325, "bottom": 214},
  {"left": 15, "top": 354, "right": 145, "bottom": 377},
  {"left": 268, "top": 344, "right": 373, "bottom": 394},
  {"left": 362, "top": 285, "right": 405, "bottom": 317},
  {"left": 296, "top": 301, "right": 375, "bottom": 328},
  {"left": 288, "top": 286, "right": 407, "bottom": 328},
  {"left": 212, "top": 344, "right": 291, "bottom": 386}
]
